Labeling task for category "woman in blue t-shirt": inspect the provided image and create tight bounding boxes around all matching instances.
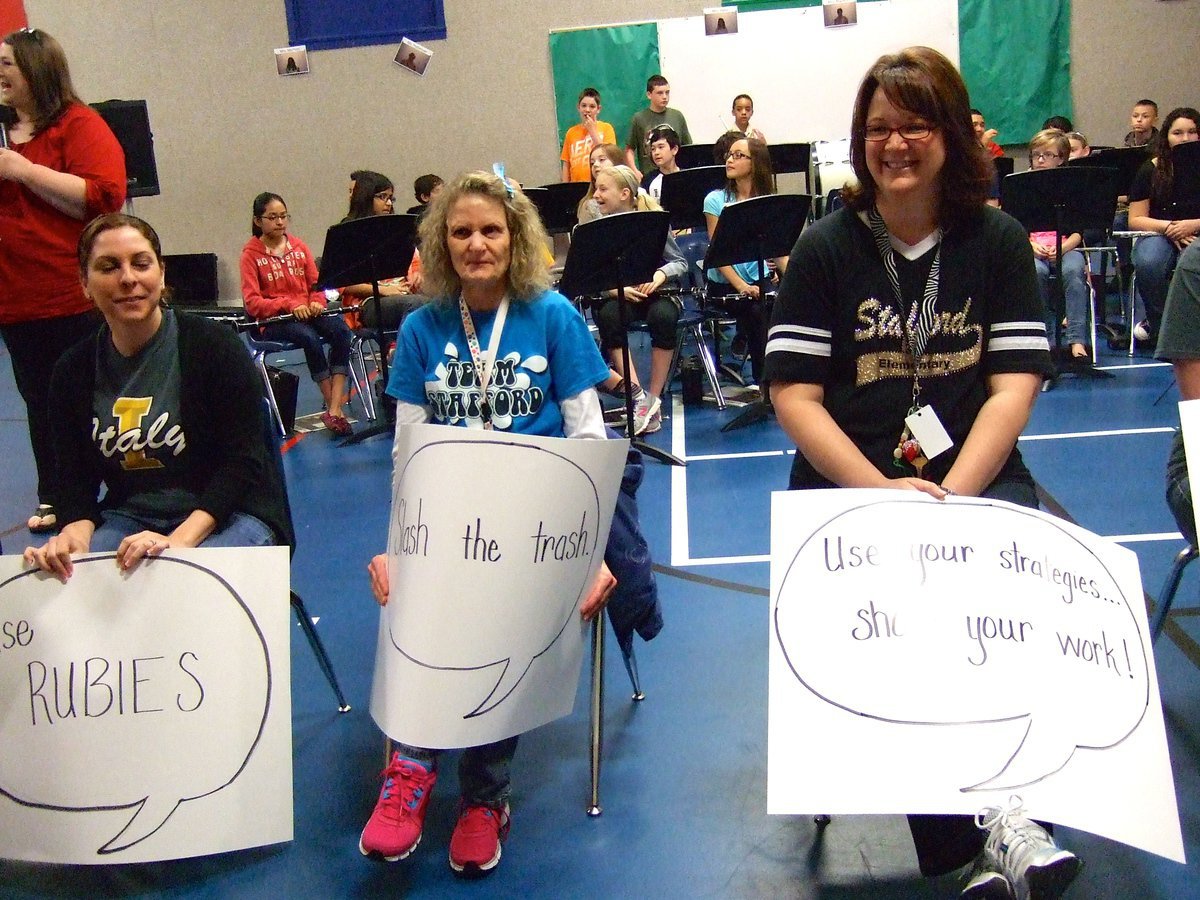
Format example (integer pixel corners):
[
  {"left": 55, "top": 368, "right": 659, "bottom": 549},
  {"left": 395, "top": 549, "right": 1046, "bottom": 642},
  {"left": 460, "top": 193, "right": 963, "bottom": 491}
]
[
  {"left": 703, "top": 136, "right": 789, "bottom": 387},
  {"left": 360, "top": 171, "right": 615, "bottom": 878}
]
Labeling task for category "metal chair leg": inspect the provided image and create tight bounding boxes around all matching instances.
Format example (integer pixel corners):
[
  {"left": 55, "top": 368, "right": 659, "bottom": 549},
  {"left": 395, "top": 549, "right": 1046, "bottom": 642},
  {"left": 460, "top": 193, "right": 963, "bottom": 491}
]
[
  {"left": 1150, "top": 545, "right": 1198, "bottom": 643},
  {"left": 689, "top": 322, "right": 726, "bottom": 409},
  {"left": 587, "top": 614, "right": 604, "bottom": 816},
  {"left": 620, "top": 641, "right": 646, "bottom": 702},
  {"left": 254, "top": 351, "right": 288, "bottom": 438},
  {"left": 290, "top": 590, "right": 352, "bottom": 712}
]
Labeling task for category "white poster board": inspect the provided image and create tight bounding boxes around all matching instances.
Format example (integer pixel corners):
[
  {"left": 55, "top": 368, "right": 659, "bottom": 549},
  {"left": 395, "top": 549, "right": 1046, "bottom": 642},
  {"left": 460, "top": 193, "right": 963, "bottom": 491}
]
[
  {"left": 769, "top": 490, "right": 1184, "bottom": 862},
  {"left": 658, "top": 0, "right": 959, "bottom": 144},
  {"left": 370, "top": 425, "right": 628, "bottom": 749},
  {"left": 0, "top": 547, "right": 292, "bottom": 864}
]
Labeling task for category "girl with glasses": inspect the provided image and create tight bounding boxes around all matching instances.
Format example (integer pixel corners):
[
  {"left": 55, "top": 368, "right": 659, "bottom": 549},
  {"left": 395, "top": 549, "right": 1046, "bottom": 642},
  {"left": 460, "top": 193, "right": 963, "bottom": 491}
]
[
  {"left": 241, "top": 191, "right": 355, "bottom": 436},
  {"left": 702, "top": 136, "right": 786, "bottom": 389}
]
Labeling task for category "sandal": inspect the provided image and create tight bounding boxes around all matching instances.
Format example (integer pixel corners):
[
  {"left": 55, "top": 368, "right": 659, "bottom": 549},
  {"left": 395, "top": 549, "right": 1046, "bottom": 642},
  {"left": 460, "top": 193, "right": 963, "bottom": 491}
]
[{"left": 27, "top": 504, "right": 58, "bottom": 534}]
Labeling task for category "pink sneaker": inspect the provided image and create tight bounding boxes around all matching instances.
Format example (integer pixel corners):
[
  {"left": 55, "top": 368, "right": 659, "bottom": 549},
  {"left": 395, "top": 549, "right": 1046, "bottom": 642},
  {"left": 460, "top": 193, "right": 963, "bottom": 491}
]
[
  {"left": 358, "top": 754, "right": 436, "bottom": 862},
  {"left": 448, "top": 802, "right": 510, "bottom": 877}
]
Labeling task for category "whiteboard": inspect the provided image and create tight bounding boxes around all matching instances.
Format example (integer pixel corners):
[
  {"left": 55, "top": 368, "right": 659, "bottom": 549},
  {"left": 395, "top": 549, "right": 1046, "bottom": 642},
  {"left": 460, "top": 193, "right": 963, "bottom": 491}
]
[{"left": 658, "top": 0, "right": 959, "bottom": 145}]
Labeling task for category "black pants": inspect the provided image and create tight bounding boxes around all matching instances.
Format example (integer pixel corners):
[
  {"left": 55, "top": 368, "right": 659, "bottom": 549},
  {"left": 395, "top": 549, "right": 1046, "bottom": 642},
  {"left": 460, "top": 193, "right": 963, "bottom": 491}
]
[
  {"left": 0, "top": 311, "right": 101, "bottom": 505},
  {"left": 707, "top": 279, "right": 769, "bottom": 384}
]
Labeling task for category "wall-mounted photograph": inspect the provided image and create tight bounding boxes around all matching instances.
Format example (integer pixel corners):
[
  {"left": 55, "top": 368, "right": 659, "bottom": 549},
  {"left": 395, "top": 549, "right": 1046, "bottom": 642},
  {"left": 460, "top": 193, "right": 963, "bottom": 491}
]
[
  {"left": 394, "top": 37, "right": 432, "bottom": 76},
  {"left": 274, "top": 45, "right": 309, "bottom": 76},
  {"left": 704, "top": 7, "right": 739, "bottom": 36},
  {"left": 823, "top": 2, "right": 857, "bottom": 27}
]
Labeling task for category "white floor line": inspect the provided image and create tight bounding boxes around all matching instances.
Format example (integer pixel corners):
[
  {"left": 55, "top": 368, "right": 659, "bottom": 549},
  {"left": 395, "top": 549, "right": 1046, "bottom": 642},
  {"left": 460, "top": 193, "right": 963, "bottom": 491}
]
[
  {"left": 1020, "top": 426, "right": 1174, "bottom": 442},
  {"left": 1096, "top": 361, "right": 1171, "bottom": 371},
  {"left": 686, "top": 449, "right": 793, "bottom": 463},
  {"left": 670, "top": 393, "right": 691, "bottom": 566}
]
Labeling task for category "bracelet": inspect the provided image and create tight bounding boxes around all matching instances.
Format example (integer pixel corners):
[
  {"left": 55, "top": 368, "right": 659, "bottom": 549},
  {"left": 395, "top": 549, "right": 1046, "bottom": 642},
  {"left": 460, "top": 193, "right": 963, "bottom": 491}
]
[{"left": 939, "top": 484, "right": 957, "bottom": 496}]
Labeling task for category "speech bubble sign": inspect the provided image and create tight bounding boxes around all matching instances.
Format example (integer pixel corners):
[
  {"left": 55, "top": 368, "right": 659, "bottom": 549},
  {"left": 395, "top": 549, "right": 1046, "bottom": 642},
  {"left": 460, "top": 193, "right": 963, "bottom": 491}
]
[
  {"left": 370, "top": 425, "right": 627, "bottom": 749},
  {"left": 0, "top": 554, "right": 274, "bottom": 858},
  {"left": 774, "top": 496, "right": 1149, "bottom": 792}
]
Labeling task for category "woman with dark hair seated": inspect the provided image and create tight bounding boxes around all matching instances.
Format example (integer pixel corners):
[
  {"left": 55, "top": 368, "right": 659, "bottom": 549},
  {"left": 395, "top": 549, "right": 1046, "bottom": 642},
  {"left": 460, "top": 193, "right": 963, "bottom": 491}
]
[
  {"left": 765, "top": 46, "right": 1077, "bottom": 899},
  {"left": 1128, "top": 106, "right": 1200, "bottom": 343},
  {"left": 24, "top": 214, "right": 292, "bottom": 580},
  {"left": 241, "top": 191, "right": 355, "bottom": 435}
]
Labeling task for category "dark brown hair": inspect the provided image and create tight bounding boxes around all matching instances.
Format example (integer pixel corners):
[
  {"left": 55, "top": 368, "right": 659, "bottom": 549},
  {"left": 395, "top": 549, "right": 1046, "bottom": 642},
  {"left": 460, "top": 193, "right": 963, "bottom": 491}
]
[
  {"left": 1150, "top": 107, "right": 1200, "bottom": 207},
  {"left": 251, "top": 191, "right": 286, "bottom": 237},
  {"left": 77, "top": 212, "right": 164, "bottom": 277},
  {"left": 2, "top": 28, "right": 81, "bottom": 132},
  {"left": 843, "top": 46, "right": 991, "bottom": 228},
  {"left": 722, "top": 136, "right": 775, "bottom": 200}
]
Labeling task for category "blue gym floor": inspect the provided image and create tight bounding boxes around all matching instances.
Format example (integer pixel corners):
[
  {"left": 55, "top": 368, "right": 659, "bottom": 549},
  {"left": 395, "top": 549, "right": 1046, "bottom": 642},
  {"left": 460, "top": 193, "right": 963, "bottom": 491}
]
[{"left": 1, "top": 325, "right": 1199, "bottom": 898}]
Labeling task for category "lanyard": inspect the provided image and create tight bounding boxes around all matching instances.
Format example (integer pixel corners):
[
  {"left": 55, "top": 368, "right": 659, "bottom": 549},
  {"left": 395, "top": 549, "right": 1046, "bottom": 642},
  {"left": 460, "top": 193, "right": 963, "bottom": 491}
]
[
  {"left": 866, "top": 207, "right": 942, "bottom": 407},
  {"left": 457, "top": 295, "right": 509, "bottom": 429}
]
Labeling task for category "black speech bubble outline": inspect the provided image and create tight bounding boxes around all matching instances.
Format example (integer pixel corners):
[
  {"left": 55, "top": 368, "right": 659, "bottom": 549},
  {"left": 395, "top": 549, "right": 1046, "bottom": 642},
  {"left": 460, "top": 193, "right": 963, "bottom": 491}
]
[
  {"left": 0, "top": 554, "right": 273, "bottom": 854},
  {"left": 773, "top": 496, "right": 1150, "bottom": 790},
  {"left": 386, "top": 437, "right": 603, "bottom": 719}
]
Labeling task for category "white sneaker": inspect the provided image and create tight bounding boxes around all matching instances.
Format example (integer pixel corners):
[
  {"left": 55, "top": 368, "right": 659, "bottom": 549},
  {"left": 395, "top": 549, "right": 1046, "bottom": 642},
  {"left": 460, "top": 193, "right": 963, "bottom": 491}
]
[
  {"left": 962, "top": 852, "right": 1013, "bottom": 899},
  {"left": 633, "top": 395, "right": 661, "bottom": 436},
  {"left": 976, "top": 797, "right": 1080, "bottom": 900},
  {"left": 1132, "top": 320, "right": 1150, "bottom": 342},
  {"left": 641, "top": 406, "right": 663, "bottom": 435}
]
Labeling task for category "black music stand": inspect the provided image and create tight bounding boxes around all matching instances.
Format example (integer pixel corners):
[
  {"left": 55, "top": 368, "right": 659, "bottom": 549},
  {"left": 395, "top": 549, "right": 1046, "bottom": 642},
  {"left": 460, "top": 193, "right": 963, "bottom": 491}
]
[
  {"left": 559, "top": 210, "right": 684, "bottom": 467},
  {"left": 1001, "top": 167, "right": 1121, "bottom": 380},
  {"left": 659, "top": 166, "right": 726, "bottom": 230},
  {"left": 768, "top": 142, "right": 812, "bottom": 192},
  {"left": 1168, "top": 140, "right": 1200, "bottom": 219},
  {"left": 315, "top": 213, "right": 418, "bottom": 444},
  {"left": 705, "top": 194, "right": 812, "bottom": 432},
  {"left": 527, "top": 182, "right": 590, "bottom": 235},
  {"left": 1067, "top": 146, "right": 1150, "bottom": 194},
  {"left": 676, "top": 143, "right": 717, "bottom": 169}
]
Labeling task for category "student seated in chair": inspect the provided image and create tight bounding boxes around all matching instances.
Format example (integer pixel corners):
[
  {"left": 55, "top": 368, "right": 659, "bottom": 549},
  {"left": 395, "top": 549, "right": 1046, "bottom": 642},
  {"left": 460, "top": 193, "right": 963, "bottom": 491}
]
[
  {"left": 1025, "top": 129, "right": 1092, "bottom": 366},
  {"left": 640, "top": 124, "right": 682, "bottom": 202},
  {"left": 25, "top": 214, "right": 293, "bottom": 580},
  {"left": 588, "top": 165, "right": 687, "bottom": 436}
]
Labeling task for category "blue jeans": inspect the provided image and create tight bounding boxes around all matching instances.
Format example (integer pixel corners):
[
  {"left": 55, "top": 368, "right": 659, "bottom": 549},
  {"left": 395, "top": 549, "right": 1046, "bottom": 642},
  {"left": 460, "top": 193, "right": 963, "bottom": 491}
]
[
  {"left": 1133, "top": 235, "right": 1179, "bottom": 336},
  {"left": 392, "top": 737, "right": 518, "bottom": 807},
  {"left": 89, "top": 509, "right": 276, "bottom": 552},
  {"left": 1035, "top": 250, "right": 1090, "bottom": 347},
  {"left": 259, "top": 315, "right": 352, "bottom": 383}
]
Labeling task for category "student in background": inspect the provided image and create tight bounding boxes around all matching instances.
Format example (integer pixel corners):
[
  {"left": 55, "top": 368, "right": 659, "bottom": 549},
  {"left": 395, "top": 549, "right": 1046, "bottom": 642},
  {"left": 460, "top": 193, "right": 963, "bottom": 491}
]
[
  {"left": 561, "top": 87, "right": 616, "bottom": 183},
  {"left": 1026, "top": 129, "right": 1092, "bottom": 366},
  {"left": 1125, "top": 99, "right": 1159, "bottom": 148},
  {"left": 577, "top": 142, "right": 628, "bottom": 224},
  {"left": 241, "top": 192, "right": 355, "bottom": 436},
  {"left": 1128, "top": 106, "right": 1200, "bottom": 344},
  {"left": 626, "top": 75, "right": 692, "bottom": 174},
  {"left": 407, "top": 173, "right": 443, "bottom": 216},
  {"left": 589, "top": 165, "right": 687, "bottom": 435},
  {"left": 970, "top": 108, "right": 1003, "bottom": 158},
  {"left": 641, "top": 124, "right": 682, "bottom": 201},
  {"left": 732, "top": 94, "right": 766, "bottom": 143},
  {"left": 703, "top": 136, "right": 787, "bottom": 390},
  {"left": 1066, "top": 131, "right": 1091, "bottom": 159},
  {"left": 1043, "top": 115, "right": 1073, "bottom": 133}
]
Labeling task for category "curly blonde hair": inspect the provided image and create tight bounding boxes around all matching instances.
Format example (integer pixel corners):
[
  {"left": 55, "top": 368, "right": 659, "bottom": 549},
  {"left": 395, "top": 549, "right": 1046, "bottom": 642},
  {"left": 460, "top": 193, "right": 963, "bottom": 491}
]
[{"left": 417, "top": 171, "right": 551, "bottom": 302}]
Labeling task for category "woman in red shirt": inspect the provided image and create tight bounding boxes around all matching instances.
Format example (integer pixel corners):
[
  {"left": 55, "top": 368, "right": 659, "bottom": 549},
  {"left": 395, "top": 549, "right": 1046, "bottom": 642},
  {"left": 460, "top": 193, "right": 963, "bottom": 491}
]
[{"left": 0, "top": 28, "right": 126, "bottom": 533}]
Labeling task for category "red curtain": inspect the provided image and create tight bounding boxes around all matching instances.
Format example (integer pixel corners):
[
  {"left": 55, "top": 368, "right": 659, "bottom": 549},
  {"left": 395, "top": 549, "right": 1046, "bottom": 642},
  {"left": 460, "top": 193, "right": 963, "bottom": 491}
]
[{"left": 0, "top": 0, "right": 27, "bottom": 34}]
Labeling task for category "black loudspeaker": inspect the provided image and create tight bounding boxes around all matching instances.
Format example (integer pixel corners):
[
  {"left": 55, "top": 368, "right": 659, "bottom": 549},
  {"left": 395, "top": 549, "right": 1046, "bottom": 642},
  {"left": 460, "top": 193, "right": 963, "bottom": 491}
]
[{"left": 90, "top": 99, "right": 160, "bottom": 198}]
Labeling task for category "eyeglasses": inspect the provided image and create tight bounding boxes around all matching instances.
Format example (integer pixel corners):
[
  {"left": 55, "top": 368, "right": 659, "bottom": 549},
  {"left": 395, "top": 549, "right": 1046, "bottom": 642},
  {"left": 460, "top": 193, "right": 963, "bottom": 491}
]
[
  {"left": 725, "top": 150, "right": 751, "bottom": 161},
  {"left": 1031, "top": 151, "right": 1061, "bottom": 162},
  {"left": 258, "top": 213, "right": 290, "bottom": 222},
  {"left": 864, "top": 123, "right": 935, "bottom": 142},
  {"left": 374, "top": 193, "right": 395, "bottom": 204}
]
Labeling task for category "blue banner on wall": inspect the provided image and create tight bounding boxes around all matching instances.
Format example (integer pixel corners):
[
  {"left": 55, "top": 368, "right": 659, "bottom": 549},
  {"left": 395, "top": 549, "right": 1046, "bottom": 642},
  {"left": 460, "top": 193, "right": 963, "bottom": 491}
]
[{"left": 284, "top": 0, "right": 446, "bottom": 51}]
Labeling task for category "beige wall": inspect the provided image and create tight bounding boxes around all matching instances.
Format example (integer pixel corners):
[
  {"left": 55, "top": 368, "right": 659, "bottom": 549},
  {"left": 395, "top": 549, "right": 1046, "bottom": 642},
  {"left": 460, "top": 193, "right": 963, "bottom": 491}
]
[{"left": 23, "top": 0, "right": 1200, "bottom": 301}]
